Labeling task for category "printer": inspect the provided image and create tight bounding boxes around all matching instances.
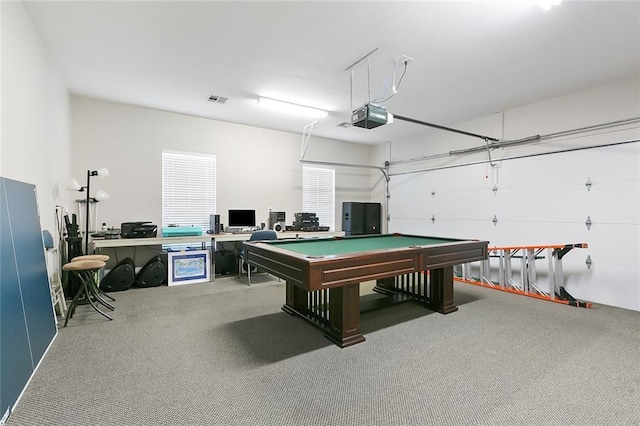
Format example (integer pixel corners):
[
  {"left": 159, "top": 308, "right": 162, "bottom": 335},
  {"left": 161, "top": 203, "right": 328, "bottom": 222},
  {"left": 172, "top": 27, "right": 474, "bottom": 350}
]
[{"left": 121, "top": 221, "right": 158, "bottom": 238}]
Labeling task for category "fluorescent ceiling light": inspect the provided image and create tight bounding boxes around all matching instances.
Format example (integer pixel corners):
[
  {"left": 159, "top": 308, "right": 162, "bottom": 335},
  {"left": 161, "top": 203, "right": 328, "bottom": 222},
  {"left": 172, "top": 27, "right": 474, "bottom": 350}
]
[
  {"left": 538, "top": 0, "right": 561, "bottom": 10},
  {"left": 257, "top": 97, "right": 328, "bottom": 119}
]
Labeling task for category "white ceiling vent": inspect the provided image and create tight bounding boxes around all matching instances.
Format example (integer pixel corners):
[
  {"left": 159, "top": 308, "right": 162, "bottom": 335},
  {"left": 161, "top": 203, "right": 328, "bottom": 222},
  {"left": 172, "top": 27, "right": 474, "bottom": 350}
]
[{"left": 208, "top": 95, "right": 228, "bottom": 104}]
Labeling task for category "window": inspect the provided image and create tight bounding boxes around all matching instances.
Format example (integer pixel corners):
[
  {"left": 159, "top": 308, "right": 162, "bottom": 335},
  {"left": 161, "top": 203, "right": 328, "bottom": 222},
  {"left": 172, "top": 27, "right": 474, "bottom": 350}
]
[
  {"left": 302, "top": 165, "right": 335, "bottom": 230},
  {"left": 162, "top": 150, "right": 216, "bottom": 230}
]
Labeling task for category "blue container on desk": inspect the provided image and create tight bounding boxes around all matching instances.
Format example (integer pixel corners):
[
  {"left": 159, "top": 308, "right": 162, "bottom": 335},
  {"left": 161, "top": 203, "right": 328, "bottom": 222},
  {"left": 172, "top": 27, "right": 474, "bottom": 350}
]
[{"left": 162, "top": 226, "right": 203, "bottom": 237}]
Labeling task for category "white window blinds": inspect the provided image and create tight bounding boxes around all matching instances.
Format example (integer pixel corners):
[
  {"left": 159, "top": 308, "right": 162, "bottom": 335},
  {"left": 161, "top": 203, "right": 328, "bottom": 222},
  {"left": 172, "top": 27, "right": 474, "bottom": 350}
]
[
  {"left": 302, "top": 166, "right": 335, "bottom": 230},
  {"left": 162, "top": 150, "right": 216, "bottom": 230}
]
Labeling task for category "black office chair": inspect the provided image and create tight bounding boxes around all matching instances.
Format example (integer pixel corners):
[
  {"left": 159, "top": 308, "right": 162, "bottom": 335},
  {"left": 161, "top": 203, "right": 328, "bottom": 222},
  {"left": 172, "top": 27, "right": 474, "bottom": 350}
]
[{"left": 238, "top": 229, "right": 278, "bottom": 285}]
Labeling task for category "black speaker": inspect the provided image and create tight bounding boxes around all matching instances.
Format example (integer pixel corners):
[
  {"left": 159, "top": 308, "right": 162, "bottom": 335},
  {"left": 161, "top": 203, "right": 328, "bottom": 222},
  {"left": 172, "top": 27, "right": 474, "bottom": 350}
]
[
  {"left": 342, "top": 202, "right": 364, "bottom": 236},
  {"left": 99, "top": 258, "right": 135, "bottom": 292},
  {"left": 342, "top": 202, "right": 381, "bottom": 236},
  {"left": 363, "top": 203, "right": 381, "bottom": 234},
  {"left": 210, "top": 214, "right": 222, "bottom": 234},
  {"left": 134, "top": 256, "right": 167, "bottom": 288}
]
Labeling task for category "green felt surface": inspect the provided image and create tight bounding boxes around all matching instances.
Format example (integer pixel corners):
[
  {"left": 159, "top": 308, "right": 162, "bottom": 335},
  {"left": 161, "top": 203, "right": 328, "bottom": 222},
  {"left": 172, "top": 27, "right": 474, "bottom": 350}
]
[{"left": 268, "top": 234, "right": 461, "bottom": 257}]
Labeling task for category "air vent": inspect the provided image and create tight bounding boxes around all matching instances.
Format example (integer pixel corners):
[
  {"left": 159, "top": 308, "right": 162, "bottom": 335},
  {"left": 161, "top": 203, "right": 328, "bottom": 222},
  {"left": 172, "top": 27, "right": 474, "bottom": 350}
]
[
  {"left": 208, "top": 95, "right": 228, "bottom": 104},
  {"left": 337, "top": 121, "right": 352, "bottom": 128}
]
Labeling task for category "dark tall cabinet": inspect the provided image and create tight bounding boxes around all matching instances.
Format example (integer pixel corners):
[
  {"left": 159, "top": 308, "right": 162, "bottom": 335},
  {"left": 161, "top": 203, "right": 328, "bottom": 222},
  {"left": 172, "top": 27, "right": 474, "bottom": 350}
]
[{"left": 342, "top": 202, "right": 382, "bottom": 236}]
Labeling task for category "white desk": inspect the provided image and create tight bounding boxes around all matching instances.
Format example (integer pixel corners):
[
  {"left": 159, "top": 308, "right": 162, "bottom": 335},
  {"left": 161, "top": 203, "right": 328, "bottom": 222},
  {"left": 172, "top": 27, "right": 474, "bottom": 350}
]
[
  {"left": 90, "top": 231, "right": 345, "bottom": 280},
  {"left": 90, "top": 231, "right": 344, "bottom": 249},
  {"left": 91, "top": 234, "right": 214, "bottom": 249}
]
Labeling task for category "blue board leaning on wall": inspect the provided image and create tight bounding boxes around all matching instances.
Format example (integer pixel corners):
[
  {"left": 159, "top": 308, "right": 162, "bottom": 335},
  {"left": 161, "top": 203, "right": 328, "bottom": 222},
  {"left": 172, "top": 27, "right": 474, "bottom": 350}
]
[{"left": 0, "top": 177, "right": 57, "bottom": 424}]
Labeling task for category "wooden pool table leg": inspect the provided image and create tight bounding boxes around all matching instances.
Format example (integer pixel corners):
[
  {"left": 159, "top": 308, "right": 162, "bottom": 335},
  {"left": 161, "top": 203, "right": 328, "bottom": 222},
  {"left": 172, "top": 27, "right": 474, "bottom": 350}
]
[
  {"left": 282, "top": 282, "right": 366, "bottom": 348},
  {"left": 283, "top": 281, "right": 307, "bottom": 314},
  {"left": 428, "top": 266, "right": 458, "bottom": 314},
  {"left": 327, "top": 284, "right": 366, "bottom": 348}
]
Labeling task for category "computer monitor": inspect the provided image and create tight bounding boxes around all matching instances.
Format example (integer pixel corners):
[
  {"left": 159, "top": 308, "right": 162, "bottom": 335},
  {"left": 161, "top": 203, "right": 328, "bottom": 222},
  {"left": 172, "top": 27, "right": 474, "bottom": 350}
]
[{"left": 228, "top": 209, "right": 256, "bottom": 227}]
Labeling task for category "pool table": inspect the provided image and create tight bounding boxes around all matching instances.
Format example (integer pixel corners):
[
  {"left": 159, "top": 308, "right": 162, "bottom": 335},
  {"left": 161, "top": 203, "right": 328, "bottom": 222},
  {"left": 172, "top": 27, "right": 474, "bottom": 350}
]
[{"left": 243, "top": 233, "right": 489, "bottom": 347}]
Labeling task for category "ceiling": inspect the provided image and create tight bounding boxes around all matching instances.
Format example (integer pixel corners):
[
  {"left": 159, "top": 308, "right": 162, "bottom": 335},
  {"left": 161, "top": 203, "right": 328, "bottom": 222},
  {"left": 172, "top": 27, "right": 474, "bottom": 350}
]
[{"left": 23, "top": 1, "right": 640, "bottom": 145}]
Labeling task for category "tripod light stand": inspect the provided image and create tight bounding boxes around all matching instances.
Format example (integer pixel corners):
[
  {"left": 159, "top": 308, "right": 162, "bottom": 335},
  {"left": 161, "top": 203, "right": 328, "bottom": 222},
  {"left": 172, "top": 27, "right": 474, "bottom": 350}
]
[{"left": 68, "top": 167, "right": 110, "bottom": 255}]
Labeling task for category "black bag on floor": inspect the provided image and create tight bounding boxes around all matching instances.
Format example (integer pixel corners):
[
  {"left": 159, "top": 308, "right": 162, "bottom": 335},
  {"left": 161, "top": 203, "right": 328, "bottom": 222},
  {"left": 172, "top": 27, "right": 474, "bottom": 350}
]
[
  {"left": 135, "top": 255, "right": 166, "bottom": 288},
  {"left": 215, "top": 250, "right": 237, "bottom": 275},
  {"left": 99, "top": 257, "right": 135, "bottom": 292}
]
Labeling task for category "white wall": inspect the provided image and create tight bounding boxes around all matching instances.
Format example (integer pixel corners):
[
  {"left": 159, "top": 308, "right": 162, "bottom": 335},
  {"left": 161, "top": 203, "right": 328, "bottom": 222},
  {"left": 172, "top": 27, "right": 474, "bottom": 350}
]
[
  {"left": 70, "top": 97, "right": 374, "bottom": 232},
  {"left": 387, "top": 76, "right": 640, "bottom": 311},
  {"left": 1, "top": 1, "right": 71, "bottom": 238}
]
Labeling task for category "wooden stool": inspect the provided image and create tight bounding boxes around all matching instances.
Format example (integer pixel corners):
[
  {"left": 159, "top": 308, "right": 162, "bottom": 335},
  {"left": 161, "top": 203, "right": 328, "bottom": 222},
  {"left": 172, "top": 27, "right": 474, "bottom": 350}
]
[
  {"left": 62, "top": 260, "right": 112, "bottom": 326},
  {"left": 71, "top": 254, "right": 115, "bottom": 302},
  {"left": 72, "top": 254, "right": 110, "bottom": 262}
]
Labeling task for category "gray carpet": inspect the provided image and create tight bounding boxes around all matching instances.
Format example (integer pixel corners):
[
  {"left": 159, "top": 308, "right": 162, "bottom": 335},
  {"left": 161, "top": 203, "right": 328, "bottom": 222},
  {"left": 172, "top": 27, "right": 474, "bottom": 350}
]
[{"left": 7, "top": 276, "right": 640, "bottom": 425}]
